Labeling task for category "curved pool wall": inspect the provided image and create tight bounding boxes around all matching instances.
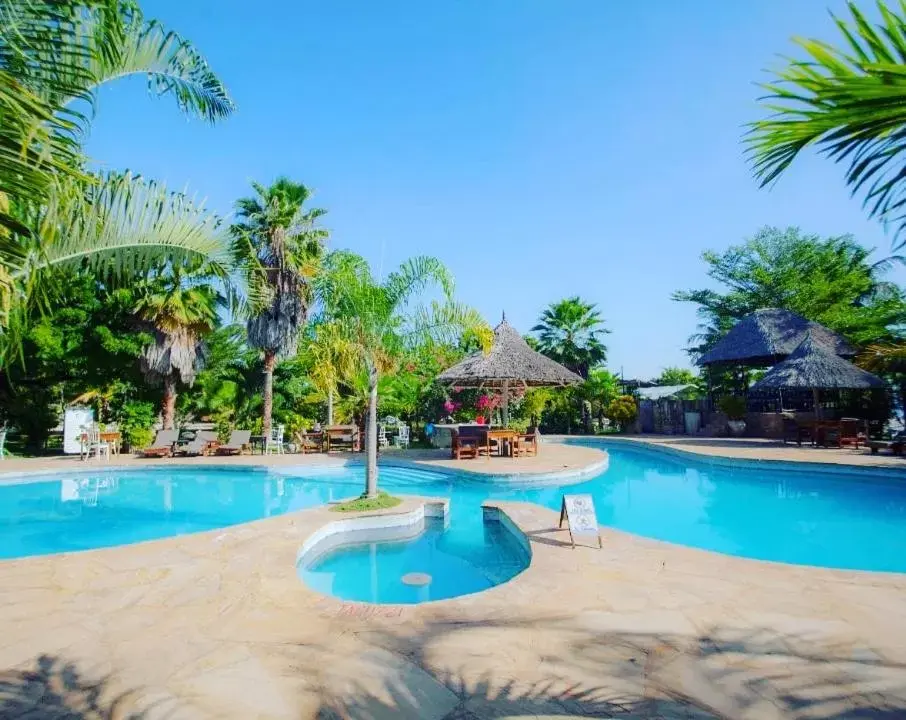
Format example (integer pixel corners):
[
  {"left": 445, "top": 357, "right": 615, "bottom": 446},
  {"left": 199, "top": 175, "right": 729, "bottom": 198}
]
[
  {"left": 296, "top": 501, "right": 532, "bottom": 604},
  {"left": 2, "top": 441, "right": 906, "bottom": 573}
]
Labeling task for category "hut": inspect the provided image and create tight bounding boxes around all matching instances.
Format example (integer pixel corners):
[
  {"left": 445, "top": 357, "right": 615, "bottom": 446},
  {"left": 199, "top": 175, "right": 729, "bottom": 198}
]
[
  {"left": 436, "top": 317, "right": 582, "bottom": 425},
  {"left": 697, "top": 308, "right": 855, "bottom": 368},
  {"left": 749, "top": 332, "right": 886, "bottom": 418}
]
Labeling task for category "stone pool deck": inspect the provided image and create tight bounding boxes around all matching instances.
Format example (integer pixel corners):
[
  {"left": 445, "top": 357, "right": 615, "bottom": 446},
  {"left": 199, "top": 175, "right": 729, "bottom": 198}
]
[{"left": 1, "top": 439, "right": 906, "bottom": 718}]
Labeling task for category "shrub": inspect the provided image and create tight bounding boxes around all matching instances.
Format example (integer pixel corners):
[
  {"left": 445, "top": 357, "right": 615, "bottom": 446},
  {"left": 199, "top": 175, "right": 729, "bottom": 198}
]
[
  {"left": 606, "top": 395, "right": 638, "bottom": 431},
  {"left": 116, "top": 400, "right": 156, "bottom": 451},
  {"left": 717, "top": 395, "right": 747, "bottom": 420}
]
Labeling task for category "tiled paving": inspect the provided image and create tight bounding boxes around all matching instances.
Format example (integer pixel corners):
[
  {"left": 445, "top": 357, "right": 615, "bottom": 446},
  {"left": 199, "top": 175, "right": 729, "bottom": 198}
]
[{"left": 1, "top": 440, "right": 905, "bottom": 718}]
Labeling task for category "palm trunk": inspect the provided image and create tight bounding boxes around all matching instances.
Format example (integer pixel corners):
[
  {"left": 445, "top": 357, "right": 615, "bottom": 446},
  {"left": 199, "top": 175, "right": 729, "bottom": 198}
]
[
  {"left": 162, "top": 375, "right": 177, "bottom": 430},
  {"left": 365, "top": 361, "right": 379, "bottom": 498},
  {"left": 262, "top": 350, "right": 277, "bottom": 436},
  {"left": 327, "top": 387, "right": 334, "bottom": 426}
]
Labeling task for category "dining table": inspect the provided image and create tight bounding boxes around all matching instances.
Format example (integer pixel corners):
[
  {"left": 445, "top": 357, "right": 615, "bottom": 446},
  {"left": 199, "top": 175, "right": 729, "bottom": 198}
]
[{"left": 484, "top": 428, "right": 519, "bottom": 457}]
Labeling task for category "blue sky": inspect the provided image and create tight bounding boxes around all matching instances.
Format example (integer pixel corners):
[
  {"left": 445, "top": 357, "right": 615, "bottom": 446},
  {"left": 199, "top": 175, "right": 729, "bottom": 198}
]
[{"left": 84, "top": 0, "right": 904, "bottom": 379}]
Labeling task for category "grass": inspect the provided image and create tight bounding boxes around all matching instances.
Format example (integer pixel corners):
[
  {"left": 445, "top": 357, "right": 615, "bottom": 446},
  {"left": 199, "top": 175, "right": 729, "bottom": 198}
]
[{"left": 330, "top": 491, "right": 403, "bottom": 513}]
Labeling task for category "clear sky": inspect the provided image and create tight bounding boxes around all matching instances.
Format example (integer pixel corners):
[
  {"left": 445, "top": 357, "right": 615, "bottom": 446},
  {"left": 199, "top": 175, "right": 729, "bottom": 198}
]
[{"left": 84, "top": 0, "right": 905, "bottom": 380}]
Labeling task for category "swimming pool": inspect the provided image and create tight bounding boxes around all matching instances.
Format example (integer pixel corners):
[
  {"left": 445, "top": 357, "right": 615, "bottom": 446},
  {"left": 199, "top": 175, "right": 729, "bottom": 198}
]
[
  {"left": 2, "top": 441, "right": 906, "bottom": 572},
  {"left": 298, "top": 512, "right": 531, "bottom": 603}
]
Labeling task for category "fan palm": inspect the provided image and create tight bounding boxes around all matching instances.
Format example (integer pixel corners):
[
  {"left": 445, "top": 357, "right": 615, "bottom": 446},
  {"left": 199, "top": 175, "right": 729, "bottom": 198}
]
[
  {"left": 135, "top": 268, "right": 222, "bottom": 429},
  {"left": 531, "top": 297, "right": 609, "bottom": 378},
  {"left": 232, "top": 178, "right": 329, "bottom": 435},
  {"left": 319, "top": 251, "right": 490, "bottom": 497},
  {"left": 748, "top": 0, "right": 906, "bottom": 246}
]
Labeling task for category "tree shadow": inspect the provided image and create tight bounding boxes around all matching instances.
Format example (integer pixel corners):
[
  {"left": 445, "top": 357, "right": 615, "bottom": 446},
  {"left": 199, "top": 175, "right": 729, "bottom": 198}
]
[
  {"left": 0, "top": 654, "right": 155, "bottom": 719},
  {"left": 312, "top": 614, "right": 906, "bottom": 719}
]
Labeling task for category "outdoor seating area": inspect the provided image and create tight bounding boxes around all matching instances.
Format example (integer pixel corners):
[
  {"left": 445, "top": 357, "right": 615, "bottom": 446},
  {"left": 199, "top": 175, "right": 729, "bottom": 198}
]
[{"left": 449, "top": 425, "right": 539, "bottom": 460}]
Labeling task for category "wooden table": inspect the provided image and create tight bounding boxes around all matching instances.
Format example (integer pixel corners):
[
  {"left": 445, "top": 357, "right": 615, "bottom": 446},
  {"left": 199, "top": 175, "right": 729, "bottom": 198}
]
[
  {"left": 99, "top": 432, "right": 121, "bottom": 455},
  {"left": 484, "top": 429, "right": 519, "bottom": 457}
]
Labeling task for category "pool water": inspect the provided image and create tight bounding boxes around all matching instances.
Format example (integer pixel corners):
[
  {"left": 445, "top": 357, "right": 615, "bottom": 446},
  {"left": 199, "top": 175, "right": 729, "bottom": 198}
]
[
  {"left": 299, "top": 516, "right": 530, "bottom": 603},
  {"left": 2, "top": 442, "right": 906, "bottom": 574}
]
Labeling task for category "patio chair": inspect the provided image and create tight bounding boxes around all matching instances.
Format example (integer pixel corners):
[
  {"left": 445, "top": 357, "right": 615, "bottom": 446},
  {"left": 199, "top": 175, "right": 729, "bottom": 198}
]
[
  {"left": 296, "top": 430, "right": 324, "bottom": 454},
  {"left": 176, "top": 430, "right": 219, "bottom": 457},
  {"left": 837, "top": 418, "right": 866, "bottom": 449},
  {"left": 84, "top": 425, "right": 111, "bottom": 461},
  {"left": 512, "top": 429, "right": 539, "bottom": 457},
  {"left": 782, "top": 416, "right": 813, "bottom": 447},
  {"left": 141, "top": 429, "right": 178, "bottom": 458},
  {"left": 215, "top": 430, "right": 252, "bottom": 456},
  {"left": 451, "top": 425, "right": 487, "bottom": 460},
  {"left": 265, "top": 424, "right": 285, "bottom": 455},
  {"left": 395, "top": 424, "right": 410, "bottom": 449},
  {"left": 868, "top": 431, "right": 906, "bottom": 456},
  {"left": 0, "top": 426, "right": 7, "bottom": 460},
  {"left": 377, "top": 425, "right": 389, "bottom": 448},
  {"left": 326, "top": 425, "right": 359, "bottom": 452}
]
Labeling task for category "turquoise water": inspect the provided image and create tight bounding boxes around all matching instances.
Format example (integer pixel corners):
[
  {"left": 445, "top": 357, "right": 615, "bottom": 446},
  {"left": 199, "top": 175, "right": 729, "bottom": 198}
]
[
  {"left": 1, "top": 442, "right": 906, "bottom": 573},
  {"left": 299, "top": 516, "right": 531, "bottom": 603}
]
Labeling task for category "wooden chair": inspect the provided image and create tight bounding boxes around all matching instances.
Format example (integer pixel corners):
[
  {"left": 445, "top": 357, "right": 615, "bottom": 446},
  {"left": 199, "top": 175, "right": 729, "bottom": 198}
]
[
  {"left": 451, "top": 426, "right": 485, "bottom": 459},
  {"left": 297, "top": 431, "right": 324, "bottom": 454},
  {"left": 513, "top": 430, "right": 539, "bottom": 457},
  {"left": 836, "top": 418, "right": 866, "bottom": 449},
  {"left": 782, "top": 416, "right": 813, "bottom": 446}
]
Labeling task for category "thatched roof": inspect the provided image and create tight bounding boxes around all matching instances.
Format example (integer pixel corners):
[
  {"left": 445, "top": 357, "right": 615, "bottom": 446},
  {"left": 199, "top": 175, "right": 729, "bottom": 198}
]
[
  {"left": 749, "top": 333, "right": 886, "bottom": 391},
  {"left": 437, "top": 319, "right": 582, "bottom": 388},
  {"left": 697, "top": 308, "right": 855, "bottom": 367}
]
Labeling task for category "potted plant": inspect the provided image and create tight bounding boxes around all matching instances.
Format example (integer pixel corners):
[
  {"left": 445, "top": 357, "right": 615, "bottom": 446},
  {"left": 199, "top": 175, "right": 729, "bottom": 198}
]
[{"left": 718, "top": 395, "right": 748, "bottom": 436}]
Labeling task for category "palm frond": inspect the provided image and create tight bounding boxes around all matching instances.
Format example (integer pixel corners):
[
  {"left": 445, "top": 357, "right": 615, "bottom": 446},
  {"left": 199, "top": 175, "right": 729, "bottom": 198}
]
[
  {"left": 384, "top": 256, "right": 454, "bottom": 307},
  {"left": 86, "top": 15, "right": 235, "bottom": 122},
  {"left": 748, "top": 0, "right": 906, "bottom": 246},
  {"left": 7, "top": 171, "right": 230, "bottom": 319}
]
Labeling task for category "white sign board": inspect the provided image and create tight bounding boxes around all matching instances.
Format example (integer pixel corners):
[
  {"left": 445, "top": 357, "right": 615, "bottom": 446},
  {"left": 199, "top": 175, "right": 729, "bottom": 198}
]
[
  {"left": 559, "top": 494, "right": 602, "bottom": 549},
  {"left": 63, "top": 406, "right": 93, "bottom": 455}
]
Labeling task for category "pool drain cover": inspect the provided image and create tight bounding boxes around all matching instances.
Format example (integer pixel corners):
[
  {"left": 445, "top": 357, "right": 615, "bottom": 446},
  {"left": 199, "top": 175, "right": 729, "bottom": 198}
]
[{"left": 401, "top": 572, "right": 432, "bottom": 586}]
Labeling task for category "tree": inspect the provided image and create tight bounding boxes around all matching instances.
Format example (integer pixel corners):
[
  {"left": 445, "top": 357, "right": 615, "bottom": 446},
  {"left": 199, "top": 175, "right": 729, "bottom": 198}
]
[
  {"left": 232, "top": 178, "right": 328, "bottom": 435},
  {"left": 748, "top": 1, "right": 906, "bottom": 247},
  {"left": 318, "top": 252, "right": 489, "bottom": 498},
  {"left": 134, "top": 268, "right": 221, "bottom": 429},
  {"left": 0, "top": 0, "right": 234, "bottom": 358},
  {"left": 606, "top": 395, "right": 638, "bottom": 432},
  {"left": 673, "top": 227, "right": 906, "bottom": 358},
  {"left": 655, "top": 367, "right": 698, "bottom": 386},
  {"left": 531, "top": 297, "right": 609, "bottom": 378}
]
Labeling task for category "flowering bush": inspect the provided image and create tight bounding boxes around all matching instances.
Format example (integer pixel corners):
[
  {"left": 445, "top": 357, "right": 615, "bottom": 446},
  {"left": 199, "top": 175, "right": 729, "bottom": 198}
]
[{"left": 443, "top": 399, "right": 461, "bottom": 414}]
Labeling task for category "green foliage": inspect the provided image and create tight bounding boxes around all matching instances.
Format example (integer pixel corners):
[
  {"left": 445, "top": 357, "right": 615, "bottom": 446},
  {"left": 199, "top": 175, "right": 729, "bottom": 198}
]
[
  {"left": 330, "top": 491, "right": 402, "bottom": 513},
  {"left": 116, "top": 400, "right": 156, "bottom": 451},
  {"left": 531, "top": 296, "right": 609, "bottom": 378},
  {"left": 654, "top": 367, "right": 703, "bottom": 399},
  {"left": 605, "top": 395, "right": 638, "bottom": 431},
  {"left": 748, "top": 0, "right": 906, "bottom": 246},
  {"left": 674, "top": 227, "right": 906, "bottom": 358},
  {"left": 0, "top": 0, "right": 234, "bottom": 349},
  {"left": 717, "top": 395, "right": 747, "bottom": 420}
]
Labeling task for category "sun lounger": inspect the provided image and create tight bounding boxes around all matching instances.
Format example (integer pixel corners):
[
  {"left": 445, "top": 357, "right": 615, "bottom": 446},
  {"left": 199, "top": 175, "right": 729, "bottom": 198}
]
[
  {"left": 215, "top": 430, "right": 251, "bottom": 456},
  {"left": 868, "top": 431, "right": 906, "bottom": 456},
  {"left": 176, "top": 430, "right": 220, "bottom": 457},
  {"left": 141, "top": 430, "right": 179, "bottom": 458}
]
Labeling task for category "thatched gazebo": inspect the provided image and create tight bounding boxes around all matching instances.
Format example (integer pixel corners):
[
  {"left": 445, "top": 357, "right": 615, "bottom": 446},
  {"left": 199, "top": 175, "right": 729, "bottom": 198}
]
[
  {"left": 749, "top": 332, "right": 886, "bottom": 417},
  {"left": 697, "top": 308, "right": 855, "bottom": 368},
  {"left": 437, "top": 317, "right": 582, "bottom": 425}
]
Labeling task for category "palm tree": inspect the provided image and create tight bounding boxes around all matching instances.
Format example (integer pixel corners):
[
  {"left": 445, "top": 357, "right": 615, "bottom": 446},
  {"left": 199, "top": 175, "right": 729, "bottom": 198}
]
[
  {"left": 858, "top": 342, "right": 906, "bottom": 419},
  {"left": 232, "top": 178, "right": 328, "bottom": 435},
  {"left": 748, "top": 0, "right": 906, "bottom": 246},
  {"left": 134, "top": 268, "right": 221, "bottom": 429},
  {"left": 318, "top": 252, "right": 489, "bottom": 497},
  {"left": 0, "top": 0, "right": 234, "bottom": 353},
  {"left": 531, "top": 297, "right": 609, "bottom": 378}
]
